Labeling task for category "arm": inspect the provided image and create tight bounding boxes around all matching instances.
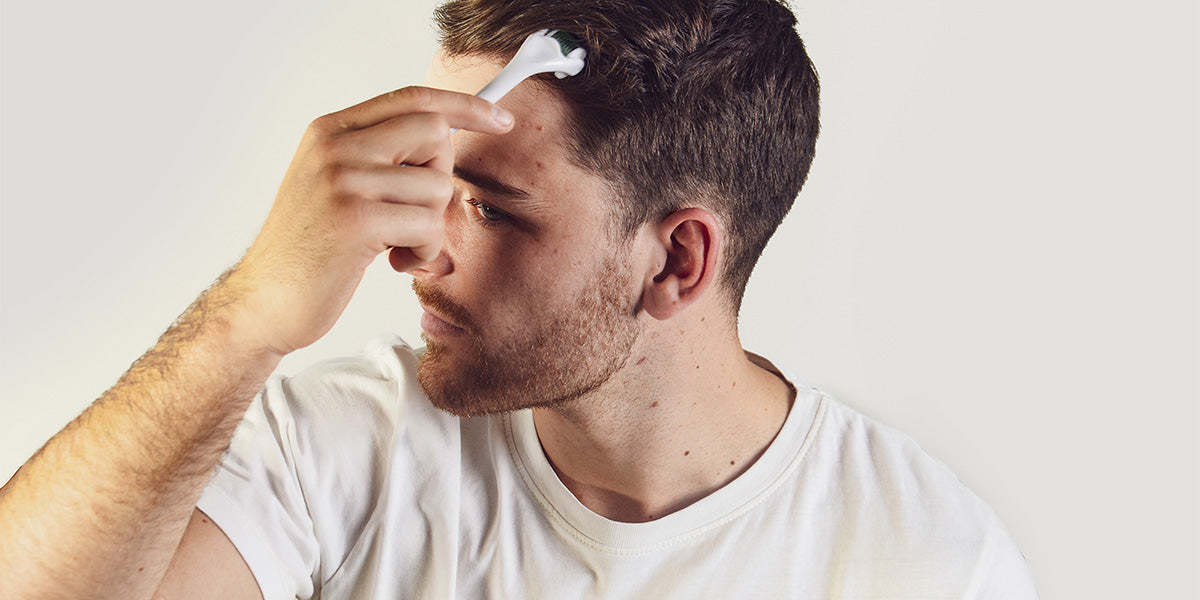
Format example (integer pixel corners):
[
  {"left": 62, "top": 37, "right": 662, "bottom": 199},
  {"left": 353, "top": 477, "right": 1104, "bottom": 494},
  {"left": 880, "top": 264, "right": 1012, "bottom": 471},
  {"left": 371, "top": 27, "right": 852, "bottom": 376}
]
[{"left": 0, "top": 87, "right": 514, "bottom": 600}]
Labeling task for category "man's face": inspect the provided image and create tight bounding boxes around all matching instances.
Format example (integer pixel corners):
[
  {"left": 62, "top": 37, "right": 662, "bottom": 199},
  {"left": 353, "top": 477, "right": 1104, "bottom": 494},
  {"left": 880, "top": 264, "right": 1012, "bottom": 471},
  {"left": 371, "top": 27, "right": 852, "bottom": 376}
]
[{"left": 409, "top": 52, "right": 643, "bottom": 417}]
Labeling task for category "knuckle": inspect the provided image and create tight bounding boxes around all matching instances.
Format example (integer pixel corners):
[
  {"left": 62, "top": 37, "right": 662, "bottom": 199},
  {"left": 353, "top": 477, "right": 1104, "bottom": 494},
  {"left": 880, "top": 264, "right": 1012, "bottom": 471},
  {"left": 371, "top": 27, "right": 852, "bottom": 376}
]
[
  {"left": 309, "top": 113, "right": 341, "bottom": 136},
  {"left": 319, "top": 164, "right": 356, "bottom": 195},
  {"left": 394, "top": 86, "right": 434, "bottom": 110},
  {"left": 349, "top": 197, "right": 374, "bottom": 226},
  {"left": 312, "top": 134, "right": 347, "bottom": 161},
  {"left": 428, "top": 113, "right": 451, "bottom": 135},
  {"left": 426, "top": 111, "right": 449, "bottom": 127},
  {"left": 332, "top": 196, "right": 370, "bottom": 233}
]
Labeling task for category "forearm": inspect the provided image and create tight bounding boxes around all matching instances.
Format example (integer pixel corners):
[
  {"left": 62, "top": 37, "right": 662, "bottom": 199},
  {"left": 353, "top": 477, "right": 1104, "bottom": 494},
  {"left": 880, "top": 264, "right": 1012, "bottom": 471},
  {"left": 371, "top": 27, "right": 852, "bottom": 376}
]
[
  {"left": 0, "top": 87, "right": 511, "bottom": 599},
  {"left": 0, "top": 271, "right": 283, "bottom": 600}
]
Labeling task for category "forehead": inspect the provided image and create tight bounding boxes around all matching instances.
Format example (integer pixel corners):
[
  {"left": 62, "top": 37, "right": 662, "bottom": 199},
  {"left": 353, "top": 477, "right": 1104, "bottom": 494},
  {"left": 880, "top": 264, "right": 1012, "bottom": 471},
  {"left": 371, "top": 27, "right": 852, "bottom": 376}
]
[
  {"left": 426, "top": 51, "right": 612, "bottom": 220},
  {"left": 425, "top": 50, "right": 502, "bottom": 95}
]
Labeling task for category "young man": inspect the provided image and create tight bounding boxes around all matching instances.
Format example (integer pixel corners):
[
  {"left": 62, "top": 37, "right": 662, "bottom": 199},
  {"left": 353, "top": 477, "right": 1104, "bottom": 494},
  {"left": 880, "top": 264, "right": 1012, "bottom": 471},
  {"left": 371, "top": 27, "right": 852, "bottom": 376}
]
[{"left": 0, "top": 0, "right": 1038, "bottom": 598}]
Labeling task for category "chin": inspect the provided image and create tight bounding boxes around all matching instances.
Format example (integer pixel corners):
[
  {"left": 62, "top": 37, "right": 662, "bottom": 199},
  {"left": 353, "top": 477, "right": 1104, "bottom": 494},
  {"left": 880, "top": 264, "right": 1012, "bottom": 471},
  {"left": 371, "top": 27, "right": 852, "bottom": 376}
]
[
  {"left": 414, "top": 251, "right": 642, "bottom": 417},
  {"left": 416, "top": 340, "right": 627, "bottom": 418}
]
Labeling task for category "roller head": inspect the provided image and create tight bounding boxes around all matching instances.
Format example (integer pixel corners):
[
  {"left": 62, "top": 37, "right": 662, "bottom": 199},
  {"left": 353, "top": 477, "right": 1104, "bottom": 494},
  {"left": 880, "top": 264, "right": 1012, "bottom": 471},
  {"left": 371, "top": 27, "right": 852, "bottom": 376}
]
[
  {"left": 549, "top": 30, "right": 582, "bottom": 56},
  {"left": 522, "top": 29, "right": 587, "bottom": 79},
  {"left": 472, "top": 29, "right": 587, "bottom": 105}
]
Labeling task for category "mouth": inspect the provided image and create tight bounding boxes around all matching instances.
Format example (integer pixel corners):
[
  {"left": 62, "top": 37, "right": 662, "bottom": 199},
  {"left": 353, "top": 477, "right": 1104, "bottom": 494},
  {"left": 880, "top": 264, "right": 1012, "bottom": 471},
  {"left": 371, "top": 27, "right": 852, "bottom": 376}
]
[{"left": 419, "top": 303, "right": 467, "bottom": 338}]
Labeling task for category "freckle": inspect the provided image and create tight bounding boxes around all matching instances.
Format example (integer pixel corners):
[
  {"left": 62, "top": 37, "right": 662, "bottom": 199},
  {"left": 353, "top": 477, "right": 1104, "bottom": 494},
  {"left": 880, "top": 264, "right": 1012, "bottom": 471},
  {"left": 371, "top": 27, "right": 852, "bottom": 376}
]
[
  {"left": 201, "top": 518, "right": 209, "bottom": 524},
  {"left": 651, "top": 401, "right": 659, "bottom": 408},
  {"left": 138, "top": 567, "right": 145, "bottom": 572},
  {"left": 636, "top": 356, "right": 647, "bottom": 366},
  {"left": 684, "top": 450, "right": 690, "bottom": 456}
]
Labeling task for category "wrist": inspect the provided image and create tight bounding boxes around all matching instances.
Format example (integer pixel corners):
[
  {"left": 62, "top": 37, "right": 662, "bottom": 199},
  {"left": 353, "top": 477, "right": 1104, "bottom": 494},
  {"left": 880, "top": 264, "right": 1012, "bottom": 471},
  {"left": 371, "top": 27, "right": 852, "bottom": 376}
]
[{"left": 197, "top": 266, "right": 296, "bottom": 362}]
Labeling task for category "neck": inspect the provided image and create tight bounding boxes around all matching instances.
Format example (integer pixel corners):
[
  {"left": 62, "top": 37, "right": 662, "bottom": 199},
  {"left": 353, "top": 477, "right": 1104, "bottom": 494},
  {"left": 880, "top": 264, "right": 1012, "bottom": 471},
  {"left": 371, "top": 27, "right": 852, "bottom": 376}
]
[{"left": 531, "top": 309, "right": 794, "bottom": 523}]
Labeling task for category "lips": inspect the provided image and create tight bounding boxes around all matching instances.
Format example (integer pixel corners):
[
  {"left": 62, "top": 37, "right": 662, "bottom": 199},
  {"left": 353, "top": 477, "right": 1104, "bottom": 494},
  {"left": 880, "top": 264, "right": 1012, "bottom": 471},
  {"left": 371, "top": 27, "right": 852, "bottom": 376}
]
[
  {"left": 419, "top": 303, "right": 467, "bottom": 338},
  {"left": 412, "top": 280, "right": 475, "bottom": 338}
]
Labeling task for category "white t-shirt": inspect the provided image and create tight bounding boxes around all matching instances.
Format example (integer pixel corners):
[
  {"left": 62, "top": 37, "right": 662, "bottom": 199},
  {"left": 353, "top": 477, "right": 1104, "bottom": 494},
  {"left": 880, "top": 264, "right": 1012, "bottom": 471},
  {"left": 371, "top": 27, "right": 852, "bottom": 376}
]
[{"left": 198, "top": 336, "right": 1038, "bottom": 599}]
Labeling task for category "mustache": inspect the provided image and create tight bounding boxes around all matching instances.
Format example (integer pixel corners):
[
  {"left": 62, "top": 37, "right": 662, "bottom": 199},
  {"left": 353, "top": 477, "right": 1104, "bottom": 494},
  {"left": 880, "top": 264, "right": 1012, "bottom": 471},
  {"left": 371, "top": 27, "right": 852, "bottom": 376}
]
[{"left": 412, "top": 279, "right": 476, "bottom": 332}]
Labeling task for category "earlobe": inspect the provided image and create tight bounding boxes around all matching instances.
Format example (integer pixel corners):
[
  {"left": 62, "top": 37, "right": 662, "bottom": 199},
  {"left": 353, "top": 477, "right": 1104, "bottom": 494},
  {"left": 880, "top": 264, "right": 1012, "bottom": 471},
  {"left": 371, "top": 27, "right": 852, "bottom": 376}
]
[{"left": 642, "top": 208, "right": 721, "bottom": 320}]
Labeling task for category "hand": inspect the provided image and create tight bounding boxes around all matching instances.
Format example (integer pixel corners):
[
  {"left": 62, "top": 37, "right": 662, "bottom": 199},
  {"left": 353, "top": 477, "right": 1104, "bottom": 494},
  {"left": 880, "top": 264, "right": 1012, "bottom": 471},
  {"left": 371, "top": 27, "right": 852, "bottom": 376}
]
[{"left": 225, "top": 86, "right": 514, "bottom": 356}]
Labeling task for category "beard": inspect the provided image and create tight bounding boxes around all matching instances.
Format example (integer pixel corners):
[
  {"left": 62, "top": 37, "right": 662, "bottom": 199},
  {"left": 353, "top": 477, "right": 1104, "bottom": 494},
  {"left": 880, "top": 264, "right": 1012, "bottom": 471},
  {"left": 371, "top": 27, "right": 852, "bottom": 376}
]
[{"left": 412, "top": 254, "right": 641, "bottom": 417}]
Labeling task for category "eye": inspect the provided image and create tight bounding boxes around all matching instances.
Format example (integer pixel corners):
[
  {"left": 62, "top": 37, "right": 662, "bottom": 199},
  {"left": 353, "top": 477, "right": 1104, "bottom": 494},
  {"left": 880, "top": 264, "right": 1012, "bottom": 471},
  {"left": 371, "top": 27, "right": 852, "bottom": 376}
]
[{"left": 467, "top": 199, "right": 509, "bottom": 224}]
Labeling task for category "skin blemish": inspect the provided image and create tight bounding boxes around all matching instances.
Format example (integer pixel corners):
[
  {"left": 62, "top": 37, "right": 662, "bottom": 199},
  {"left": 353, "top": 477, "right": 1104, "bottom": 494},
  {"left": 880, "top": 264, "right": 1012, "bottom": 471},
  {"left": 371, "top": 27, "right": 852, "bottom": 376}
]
[
  {"left": 730, "top": 460, "right": 736, "bottom": 466},
  {"left": 651, "top": 401, "right": 659, "bottom": 408},
  {"left": 684, "top": 450, "right": 690, "bottom": 456},
  {"left": 636, "top": 356, "right": 647, "bottom": 366},
  {"left": 138, "top": 567, "right": 144, "bottom": 573}
]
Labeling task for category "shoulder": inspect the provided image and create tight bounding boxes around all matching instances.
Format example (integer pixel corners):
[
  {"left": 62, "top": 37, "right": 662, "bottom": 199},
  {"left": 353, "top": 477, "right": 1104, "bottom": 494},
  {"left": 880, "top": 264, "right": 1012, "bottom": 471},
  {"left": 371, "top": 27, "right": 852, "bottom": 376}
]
[
  {"left": 799, "top": 393, "right": 1037, "bottom": 596},
  {"left": 762, "top": 359, "right": 1002, "bottom": 526},
  {"left": 811, "top": 394, "right": 988, "bottom": 514}
]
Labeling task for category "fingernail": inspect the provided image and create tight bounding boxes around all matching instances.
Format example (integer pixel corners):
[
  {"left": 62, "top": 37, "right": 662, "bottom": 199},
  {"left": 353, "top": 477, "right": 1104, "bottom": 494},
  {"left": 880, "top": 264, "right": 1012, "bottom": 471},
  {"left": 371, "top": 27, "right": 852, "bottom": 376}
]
[{"left": 492, "top": 105, "right": 514, "bottom": 127}]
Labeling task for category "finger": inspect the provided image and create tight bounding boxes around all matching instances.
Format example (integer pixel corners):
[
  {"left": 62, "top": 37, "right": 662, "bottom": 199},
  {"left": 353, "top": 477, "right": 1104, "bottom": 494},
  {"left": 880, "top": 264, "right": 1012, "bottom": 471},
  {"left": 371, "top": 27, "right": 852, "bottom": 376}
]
[
  {"left": 319, "top": 86, "right": 514, "bottom": 135},
  {"left": 363, "top": 200, "right": 446, "bottom": 263},
  {"left": 322, "top": 163, "right": 454, "bottom": 209},
  {"left": 329, "top": 112, "right": 456, "bottom": 172}
]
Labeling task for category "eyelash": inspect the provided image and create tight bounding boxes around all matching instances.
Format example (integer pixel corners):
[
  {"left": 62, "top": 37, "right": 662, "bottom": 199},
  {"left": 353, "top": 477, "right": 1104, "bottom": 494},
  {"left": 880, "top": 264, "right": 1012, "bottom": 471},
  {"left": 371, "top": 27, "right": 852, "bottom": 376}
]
[{"left": 465, "top": 198, "right": 511, "bottom": 227}]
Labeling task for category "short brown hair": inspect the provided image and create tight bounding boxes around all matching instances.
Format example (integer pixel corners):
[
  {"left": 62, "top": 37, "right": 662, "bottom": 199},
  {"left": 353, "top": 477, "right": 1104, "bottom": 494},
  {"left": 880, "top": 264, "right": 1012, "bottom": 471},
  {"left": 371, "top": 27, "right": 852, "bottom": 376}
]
[{"left": 436, "top": 0, "right": 820, "bottom": 311}]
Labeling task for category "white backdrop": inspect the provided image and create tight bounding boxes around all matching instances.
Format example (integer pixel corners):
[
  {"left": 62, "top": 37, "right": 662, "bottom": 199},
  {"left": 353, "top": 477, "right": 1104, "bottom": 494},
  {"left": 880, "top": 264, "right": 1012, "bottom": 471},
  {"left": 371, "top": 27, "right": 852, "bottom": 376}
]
[{"left": 1, "top": 0, "right": 1196, "bottom": 597}]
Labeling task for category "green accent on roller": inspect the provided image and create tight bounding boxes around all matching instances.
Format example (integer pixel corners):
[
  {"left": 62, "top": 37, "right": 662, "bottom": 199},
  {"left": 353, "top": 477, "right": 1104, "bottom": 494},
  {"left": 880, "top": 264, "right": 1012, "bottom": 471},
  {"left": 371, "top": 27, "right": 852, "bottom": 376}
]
[{"left": 551, "top": 31, "right": 582, "bottom": 54}]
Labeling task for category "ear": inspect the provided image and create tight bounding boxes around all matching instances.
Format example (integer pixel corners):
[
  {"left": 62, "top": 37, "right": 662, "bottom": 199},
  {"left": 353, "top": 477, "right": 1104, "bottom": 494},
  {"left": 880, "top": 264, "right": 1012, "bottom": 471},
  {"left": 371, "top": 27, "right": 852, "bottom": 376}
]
[{"left": 641, "top": 207, "right": 722, "bottom": 320}]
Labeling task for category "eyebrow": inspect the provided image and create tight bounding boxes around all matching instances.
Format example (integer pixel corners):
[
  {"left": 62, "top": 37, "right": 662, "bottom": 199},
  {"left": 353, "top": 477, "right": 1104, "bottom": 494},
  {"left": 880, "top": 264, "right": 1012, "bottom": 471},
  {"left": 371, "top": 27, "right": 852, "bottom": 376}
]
[{"left": 453, "top": 166, "right": 532, "bottom": 201}]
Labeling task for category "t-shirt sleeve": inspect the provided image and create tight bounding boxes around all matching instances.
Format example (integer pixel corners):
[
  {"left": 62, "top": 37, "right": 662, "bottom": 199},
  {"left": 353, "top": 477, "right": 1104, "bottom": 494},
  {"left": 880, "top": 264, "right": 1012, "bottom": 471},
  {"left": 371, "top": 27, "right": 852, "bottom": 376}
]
[
  {"left": 197, "top": 375, "right": 322, "bottom": 600},
  {"left": 196, "top": 336, "right": 417, "bottom": 600}
]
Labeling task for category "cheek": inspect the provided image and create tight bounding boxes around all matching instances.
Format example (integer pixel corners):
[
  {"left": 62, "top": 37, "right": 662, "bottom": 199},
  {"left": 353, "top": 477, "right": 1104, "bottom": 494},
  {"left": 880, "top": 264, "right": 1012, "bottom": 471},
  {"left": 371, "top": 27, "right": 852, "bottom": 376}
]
[
  {"left": 447, "top": 205, "right": 617, "bottom": 313},
  {"left": 447, "top": 225, "right": 546, "bottom": 313},
  {"left": 481, "top": 246, "right": 594, "bottom": 328}
]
